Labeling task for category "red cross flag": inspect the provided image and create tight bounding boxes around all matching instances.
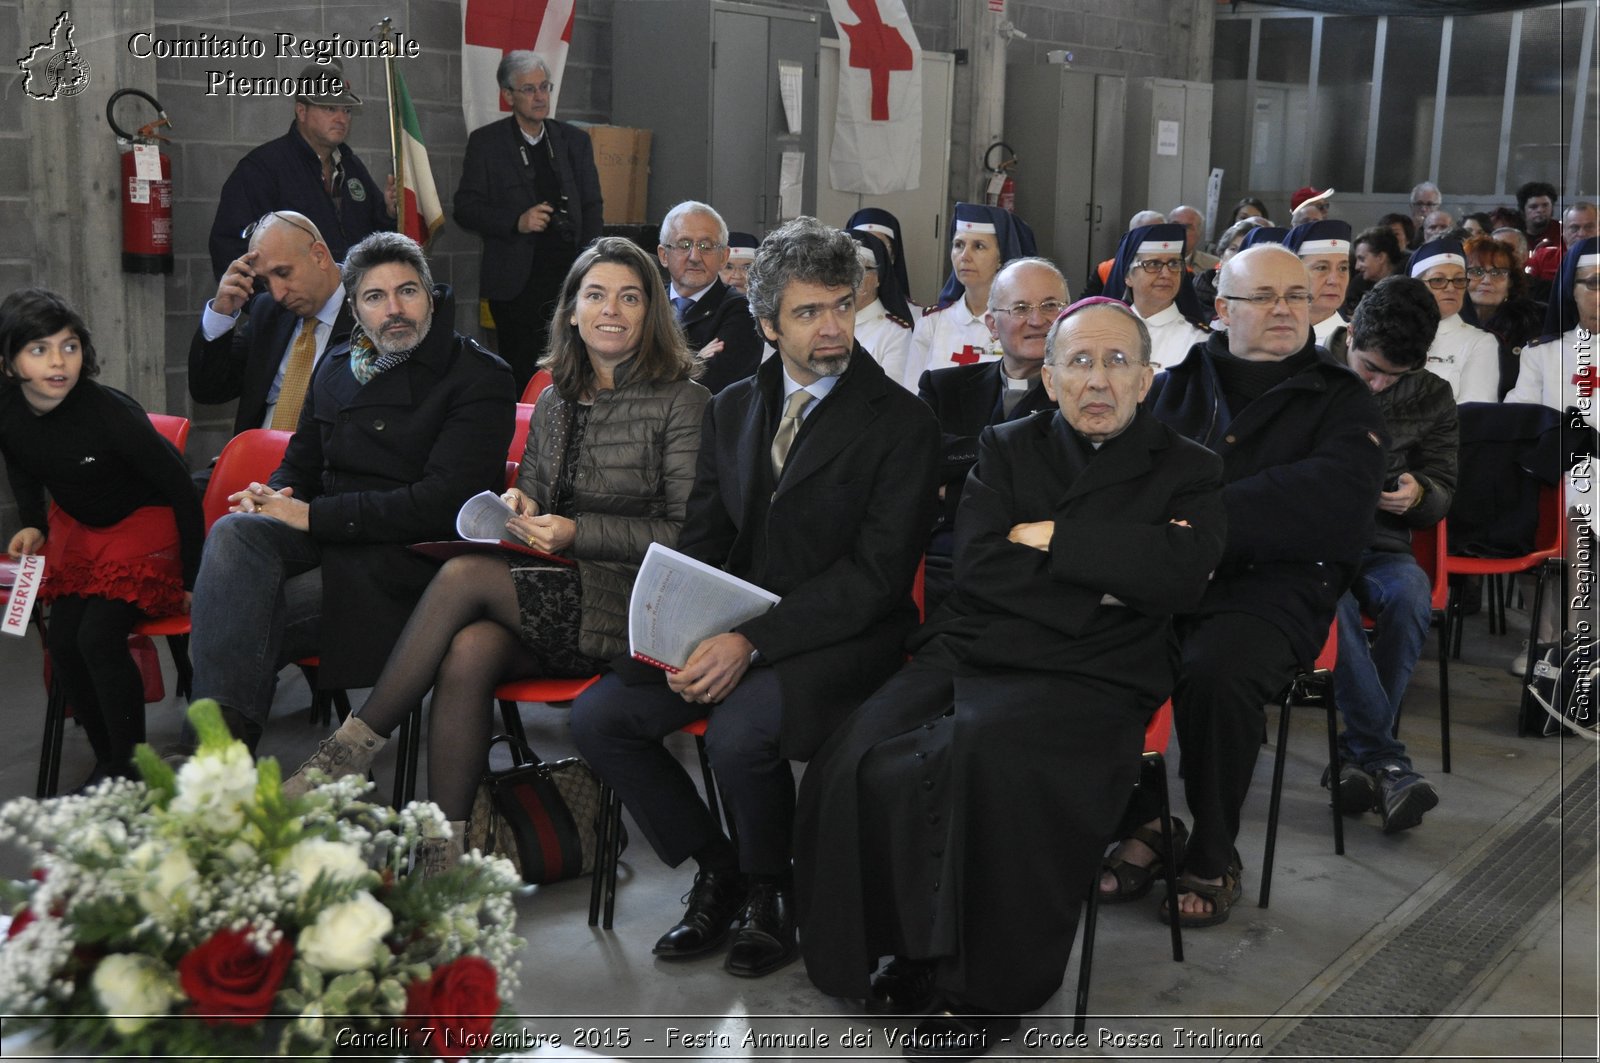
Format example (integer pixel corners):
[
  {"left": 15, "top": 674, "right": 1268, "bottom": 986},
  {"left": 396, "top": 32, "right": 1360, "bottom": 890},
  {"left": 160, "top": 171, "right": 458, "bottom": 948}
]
[
  {"left": 828, "top": 0, "right": 922, "bottom": 195},
  {"left": 460, "top": 0, "right": 575, "bottom": 134}
]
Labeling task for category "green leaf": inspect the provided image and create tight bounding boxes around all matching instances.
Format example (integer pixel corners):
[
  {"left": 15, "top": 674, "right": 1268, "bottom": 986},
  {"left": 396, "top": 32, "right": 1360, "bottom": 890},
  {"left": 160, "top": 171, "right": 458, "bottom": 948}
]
[
  {"left": 133, "top": 744, "right": 176, "bottom": 798},
  {"left": 187, "top": 699, "right": 235, "bottom": 753}
]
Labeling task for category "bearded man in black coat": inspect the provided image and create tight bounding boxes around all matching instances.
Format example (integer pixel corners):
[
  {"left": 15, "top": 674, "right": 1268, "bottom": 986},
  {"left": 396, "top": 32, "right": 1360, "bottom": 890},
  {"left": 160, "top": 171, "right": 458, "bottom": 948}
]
[{"left": 795, "top": 298, "right": 1225, "bottom": 1055}]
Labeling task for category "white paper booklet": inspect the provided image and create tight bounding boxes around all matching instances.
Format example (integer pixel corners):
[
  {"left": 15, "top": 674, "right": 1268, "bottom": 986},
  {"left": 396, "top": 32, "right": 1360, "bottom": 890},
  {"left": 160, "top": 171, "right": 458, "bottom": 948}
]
[
  {"left": 456, "top": 490, "right": 517, "bottom": 542},
  {"left": 628, "top": 542, "right": 781, "bottom": 673}
]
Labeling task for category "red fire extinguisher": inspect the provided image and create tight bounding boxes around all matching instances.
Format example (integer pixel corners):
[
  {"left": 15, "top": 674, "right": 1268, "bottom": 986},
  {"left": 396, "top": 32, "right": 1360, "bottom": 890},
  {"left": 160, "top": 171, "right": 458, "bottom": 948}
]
[
  {"left": 983, "top": 142, "right": 1018, "bottom": 213},
  {"left": 107, "top": 89, "right": 174, "bottom": 275}
]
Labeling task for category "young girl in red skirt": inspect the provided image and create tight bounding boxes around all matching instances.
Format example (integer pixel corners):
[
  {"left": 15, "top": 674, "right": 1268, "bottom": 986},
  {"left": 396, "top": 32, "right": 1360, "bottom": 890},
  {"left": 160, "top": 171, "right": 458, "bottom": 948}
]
[{"left": 0, "top": 289, "right": 204, "bottom": 788}]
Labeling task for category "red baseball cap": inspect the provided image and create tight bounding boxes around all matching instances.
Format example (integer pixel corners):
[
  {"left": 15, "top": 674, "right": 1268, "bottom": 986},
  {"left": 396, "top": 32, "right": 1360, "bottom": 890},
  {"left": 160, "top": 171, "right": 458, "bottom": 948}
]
[{"left": 1290, "top": 186, "right": 1334, "bottom": 211}]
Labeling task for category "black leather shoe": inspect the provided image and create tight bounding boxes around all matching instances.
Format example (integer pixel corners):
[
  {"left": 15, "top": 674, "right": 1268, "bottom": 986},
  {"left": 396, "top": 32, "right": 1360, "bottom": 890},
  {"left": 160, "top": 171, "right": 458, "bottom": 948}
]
[
  {"left": 724, "top": 881, "right": 798, "bottom": 977},
  {"left": 866, "top": 957, "right": 939, "bottom": 1014},
  {"left": 652, "top": 870, "right": 748, "bottom": 959},
  {"left": 904, "top": 1006, "right": 1020, "bottom": 1061}
]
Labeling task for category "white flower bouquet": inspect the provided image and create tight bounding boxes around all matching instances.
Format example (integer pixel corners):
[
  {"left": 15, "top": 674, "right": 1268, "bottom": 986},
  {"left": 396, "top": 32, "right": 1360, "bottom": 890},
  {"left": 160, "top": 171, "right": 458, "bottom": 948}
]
[{"left": 0, "top": 701, "right": 524, "bottom": 1060}]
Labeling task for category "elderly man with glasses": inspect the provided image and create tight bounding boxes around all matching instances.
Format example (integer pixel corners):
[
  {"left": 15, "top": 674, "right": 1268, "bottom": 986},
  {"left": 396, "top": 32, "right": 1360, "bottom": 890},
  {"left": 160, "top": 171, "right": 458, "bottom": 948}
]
[
  {"left": 655, "top": 200, "right": 764, "bottom": 393},
  {"left": 915, "top": 257, "right": 1066, "bottom": 614},
  {"left": 455, "top": 49, "right": 603, "bottom": 394},
  {"left": 1098, "top": 244, "right": 1387, "bottom": 929},
  {"left": 796, "top": 297, "right": 1224, "bottom": 1051}
]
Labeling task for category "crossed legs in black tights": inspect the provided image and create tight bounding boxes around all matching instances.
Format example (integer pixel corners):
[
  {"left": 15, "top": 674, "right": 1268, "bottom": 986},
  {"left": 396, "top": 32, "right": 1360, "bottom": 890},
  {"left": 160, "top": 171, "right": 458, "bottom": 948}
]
[{"left": 352, "top": 554, "right": 541, "bottom": 820}]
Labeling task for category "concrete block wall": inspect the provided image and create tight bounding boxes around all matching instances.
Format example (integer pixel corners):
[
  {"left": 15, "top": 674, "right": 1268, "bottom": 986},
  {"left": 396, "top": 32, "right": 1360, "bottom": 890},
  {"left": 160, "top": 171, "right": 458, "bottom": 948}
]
[{"left": 0, "top": 0, "right": 1207, "bottom": 532}]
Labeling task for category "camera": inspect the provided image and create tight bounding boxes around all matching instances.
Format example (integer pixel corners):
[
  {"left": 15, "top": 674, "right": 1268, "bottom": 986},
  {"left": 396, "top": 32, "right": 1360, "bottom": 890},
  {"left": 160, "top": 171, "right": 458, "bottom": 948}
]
[{"left": 548, "top": 193, "right": 576, "bottom": 244}]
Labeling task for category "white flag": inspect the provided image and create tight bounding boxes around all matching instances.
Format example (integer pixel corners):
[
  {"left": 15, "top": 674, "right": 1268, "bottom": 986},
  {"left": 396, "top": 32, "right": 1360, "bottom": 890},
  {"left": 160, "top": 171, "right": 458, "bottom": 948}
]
[
  {"left": 828, "top": 0, "right": 922, "bottom": 195},
  {"left": 460, "top": 0, "right": 575, "bottom": 134}
]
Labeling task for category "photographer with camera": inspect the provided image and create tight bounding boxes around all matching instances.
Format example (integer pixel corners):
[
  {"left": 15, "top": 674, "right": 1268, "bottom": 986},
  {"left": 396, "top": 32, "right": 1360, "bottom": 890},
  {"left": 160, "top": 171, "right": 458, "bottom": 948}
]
[{"left": 455, "top": 50, "right": 603, "bottom": 393}]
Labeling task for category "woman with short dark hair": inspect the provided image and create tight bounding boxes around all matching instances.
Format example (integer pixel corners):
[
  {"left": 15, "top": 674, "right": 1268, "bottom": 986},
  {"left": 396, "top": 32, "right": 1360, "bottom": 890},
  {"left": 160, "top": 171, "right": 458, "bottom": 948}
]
[{"left": 1464, "top": 235, "right": 1545, "bottom": 397}]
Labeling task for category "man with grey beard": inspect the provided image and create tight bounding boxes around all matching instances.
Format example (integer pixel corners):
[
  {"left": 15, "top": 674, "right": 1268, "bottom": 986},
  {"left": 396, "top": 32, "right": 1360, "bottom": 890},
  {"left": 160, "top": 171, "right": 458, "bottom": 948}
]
[{"left": 188, "top": 231, "right": 515, "bottom": 749}]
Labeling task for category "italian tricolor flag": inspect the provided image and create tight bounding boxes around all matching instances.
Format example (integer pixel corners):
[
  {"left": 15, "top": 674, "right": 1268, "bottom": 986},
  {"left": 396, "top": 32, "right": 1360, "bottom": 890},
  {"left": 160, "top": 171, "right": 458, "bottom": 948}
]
[{"left": 394, "top": 70, "right": 444, "bottom": 246}]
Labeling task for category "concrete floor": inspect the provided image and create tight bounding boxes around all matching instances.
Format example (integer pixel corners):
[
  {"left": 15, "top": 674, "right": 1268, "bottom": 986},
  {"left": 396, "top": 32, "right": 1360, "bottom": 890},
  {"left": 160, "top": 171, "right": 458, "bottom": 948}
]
[{"left": 0, "top": 604, "right": 1595, "bottom": 1062}]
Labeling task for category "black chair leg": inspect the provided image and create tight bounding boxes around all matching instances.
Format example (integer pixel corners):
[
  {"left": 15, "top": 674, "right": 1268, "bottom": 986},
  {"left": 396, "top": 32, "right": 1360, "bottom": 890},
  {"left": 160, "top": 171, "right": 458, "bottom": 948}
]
[
  {"left": 392, "top": 704, "right": 422, "bottom": 809},
  {"left": 1324, "top": 683, "right": 1344, "bottom": 857},
  {"left": 1074, "top": 865, "right": 1098, "bottom": 1036},
  {"left": 1259, "top": 694, "right": 1293, "bottom": 909},
  {"left": 588, "top": 783, "right": 616, "bottom": 926},
  {"left": 37, "top": 674, "right": 67, "bottom": 798},
  {"left": 164, "top": 634, "right": 193, "bottom": 701},
  {"left": 601, "top": 789, "right": 622, "bottom": 928}
]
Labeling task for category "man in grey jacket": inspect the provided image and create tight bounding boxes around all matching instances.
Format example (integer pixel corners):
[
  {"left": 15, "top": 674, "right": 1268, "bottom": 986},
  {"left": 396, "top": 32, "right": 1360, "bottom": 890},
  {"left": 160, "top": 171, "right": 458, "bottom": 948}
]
[{"left": 1331, "top": 275, "right": 1457, "bottom": 832}]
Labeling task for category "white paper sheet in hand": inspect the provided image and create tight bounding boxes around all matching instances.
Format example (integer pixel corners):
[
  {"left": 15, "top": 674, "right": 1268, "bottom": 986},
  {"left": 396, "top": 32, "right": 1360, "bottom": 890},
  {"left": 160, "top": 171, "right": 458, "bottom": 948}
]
[
  {"left": 628, "top": 543, "right": 780, "bottom": 672},
  {"left": 2, "top": 555, "right": 46, "bottom": 636}
]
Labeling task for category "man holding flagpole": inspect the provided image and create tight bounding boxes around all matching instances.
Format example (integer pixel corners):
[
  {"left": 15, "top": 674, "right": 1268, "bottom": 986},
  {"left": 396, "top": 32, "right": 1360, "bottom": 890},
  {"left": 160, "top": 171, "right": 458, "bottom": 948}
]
[{"left": 454, "top": 50, "right": 603, "bottom": 393}]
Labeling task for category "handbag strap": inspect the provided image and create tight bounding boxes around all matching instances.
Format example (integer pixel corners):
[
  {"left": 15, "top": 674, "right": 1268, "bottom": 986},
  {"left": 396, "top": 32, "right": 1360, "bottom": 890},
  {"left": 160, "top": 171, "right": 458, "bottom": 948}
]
[{"left": 487, "top": 731, "right": 542, "bottom": 770}]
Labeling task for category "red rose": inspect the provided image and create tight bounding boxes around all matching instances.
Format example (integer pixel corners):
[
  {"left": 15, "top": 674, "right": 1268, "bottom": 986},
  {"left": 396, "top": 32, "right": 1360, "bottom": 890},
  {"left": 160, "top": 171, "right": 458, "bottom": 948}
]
[
  {"left": 6, "top": 907, "right": 34, "bottom": 940},
  {"left": 177, "top": 927, "right": 294, "bottom": 1026},
  {"left": 404, "top": 956, "right": 500, "bottom": 1061}
]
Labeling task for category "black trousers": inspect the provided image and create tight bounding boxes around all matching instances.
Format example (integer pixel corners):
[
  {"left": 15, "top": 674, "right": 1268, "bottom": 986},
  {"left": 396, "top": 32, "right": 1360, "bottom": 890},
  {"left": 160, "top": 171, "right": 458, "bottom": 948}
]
[
  {"left": 1124, "top": 611, "right": 1299, "bottom": 879},
  {"left": 571, "top": 667, "right": 796, "bottom": 875},
  {"left": 489, "top": 251, "right": 573, "bottom": 395}
]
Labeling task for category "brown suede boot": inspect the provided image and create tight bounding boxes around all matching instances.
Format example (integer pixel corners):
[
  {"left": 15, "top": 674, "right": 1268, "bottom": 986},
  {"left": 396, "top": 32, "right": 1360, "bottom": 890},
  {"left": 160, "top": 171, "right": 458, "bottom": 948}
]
[
  {"left": 413, "top": 821, "right": 468, "bottom": 878},
  {"left": 281, "top": 716, "right": 386, "bottom": 799}
]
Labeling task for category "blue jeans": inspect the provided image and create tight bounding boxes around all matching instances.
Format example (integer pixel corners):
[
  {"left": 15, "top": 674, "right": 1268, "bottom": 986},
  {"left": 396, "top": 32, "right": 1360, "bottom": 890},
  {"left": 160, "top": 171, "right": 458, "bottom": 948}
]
[
  {"left": 189, "top": 513, "right": 324, "bottom": 729},
  {"left": 1333, "top": 550, "right": 1432, "bottom": 772}
]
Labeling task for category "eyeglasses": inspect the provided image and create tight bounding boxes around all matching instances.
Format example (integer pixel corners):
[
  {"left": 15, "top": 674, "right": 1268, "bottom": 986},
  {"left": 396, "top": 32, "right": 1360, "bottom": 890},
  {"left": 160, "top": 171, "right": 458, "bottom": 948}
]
[
  {"left": 240, "top": 211, "right": 320, "bottom": 244},
  {"left": 511, "top": 81, "right": 554, "bottom": 96},
  {"left": 1134, "top": 258, "right": 1185, "bottom": 274},
  {"left": 1422, "top": 275, "right": 1470, "bottom": 291},
  {"left": 1218, "top": 291, "right": 1315, "bottom": 308},
  {"left": 990, "top": 299, "right": 1067, "bottom": 319},
  {"left": 1053, "top": 351, "right": 1150, "bottom": 374},
  {"left": 1466, "top": 266, "right": 1510, "bottom": 280},
  {"left": 664, "top": 239, "right": 726, "bottom": 255},
  {"left": 1576, "top": 276, "right": 1600, "bottom": 292}
]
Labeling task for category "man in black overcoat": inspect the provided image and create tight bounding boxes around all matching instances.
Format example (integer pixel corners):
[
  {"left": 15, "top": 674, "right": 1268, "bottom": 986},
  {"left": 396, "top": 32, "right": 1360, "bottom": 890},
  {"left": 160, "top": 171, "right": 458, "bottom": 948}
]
[
  {"left": 1103, "top": 244, "right": 1386, "bottom": 928},
  {"left": 188, "top": 232, "right": 514, "bottom": 748},
  {"left": 572, "top": 218, "right": 939, "bottom": 980},
  {"left": 795, "top": 298, "right": 1225, "bottom": 1055}
]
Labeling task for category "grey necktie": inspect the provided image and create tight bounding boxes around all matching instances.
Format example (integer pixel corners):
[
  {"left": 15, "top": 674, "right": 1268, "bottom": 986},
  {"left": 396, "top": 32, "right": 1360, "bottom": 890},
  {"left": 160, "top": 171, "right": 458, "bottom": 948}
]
[
  {"left": 770, "top": 390, "right": 814, "bottom": 479},
  {"left": 672, "top": 296, "right": 692, "bottom": 322}
]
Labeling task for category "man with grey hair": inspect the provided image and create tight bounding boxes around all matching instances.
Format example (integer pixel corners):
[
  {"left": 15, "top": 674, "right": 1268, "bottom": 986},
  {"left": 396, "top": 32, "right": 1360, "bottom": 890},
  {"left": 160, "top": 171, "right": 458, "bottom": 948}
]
[
  {"left": 1170, "top": 205, "right": 1220, "bottom": 270},
  {"left": 796, "top": 296, "right": 1224, "bottom": 1041},
  {"left": 573, "top": 216, "right": 939, "bottom": 980},
  {"left": 188, "top": 231, "right": 516, "bottom": 749},
  {"left": 455, "top": 49, "right": 602, "bottom": 393},
  {"left": 208, "top": 60, "right": 396, "bottom": 278},
  {"left": 917, "top": 257, "right": 1066, "bottom": 612},
  {"left": 1410, "top": 181, "right": 1443, "bottom": 233},
  {"left": 657, "top": 200, "right": 763, "bottom": 393}
]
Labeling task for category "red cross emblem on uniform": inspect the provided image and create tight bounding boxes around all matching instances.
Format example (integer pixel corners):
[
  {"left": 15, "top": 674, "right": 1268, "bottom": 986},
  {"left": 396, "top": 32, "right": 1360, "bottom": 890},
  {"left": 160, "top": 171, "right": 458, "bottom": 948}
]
[
  {"left": 1576, "top": 366, "right": 1599, "bottom": 398},
  {"left": 952, "top": 345, "right": 984, "bottom": 366},
  {"left": 839, "top": 0, "right": 914, "bottom": 121}
]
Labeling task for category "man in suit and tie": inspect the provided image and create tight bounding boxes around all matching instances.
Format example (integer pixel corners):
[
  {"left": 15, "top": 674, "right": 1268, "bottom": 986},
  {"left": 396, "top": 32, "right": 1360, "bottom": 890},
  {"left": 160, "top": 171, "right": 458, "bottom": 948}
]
[
  {"left": 658, "top": 201, "right": 764, "bottom": 394},
  {"left": 190, "top": 211, "right": 353, "bottom": 461},
  {"left": 573, "top": 217, "right": 939, "bottom": 979},
  {"left": 917, "top": 258, "right": 1067, "bottom": 612},
  {"left": 454, "top": 50, "right": 603, "bottom": 394}
]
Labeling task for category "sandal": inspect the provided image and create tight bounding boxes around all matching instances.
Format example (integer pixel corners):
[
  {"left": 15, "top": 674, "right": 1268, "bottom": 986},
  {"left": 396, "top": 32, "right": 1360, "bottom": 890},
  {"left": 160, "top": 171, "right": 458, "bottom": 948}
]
[
  {"left": 1098, "top": 818, "right": 1188, "bottom": 903},
  {"left": 1158, "top": 867, "right": 1242, "bottom": 929}
]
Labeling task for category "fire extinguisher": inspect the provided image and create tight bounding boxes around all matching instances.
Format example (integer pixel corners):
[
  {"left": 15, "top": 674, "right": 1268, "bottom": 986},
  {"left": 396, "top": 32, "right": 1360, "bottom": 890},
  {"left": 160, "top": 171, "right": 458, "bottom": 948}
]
[
  {"left": 107, "top": 89, "right": 174, "bottom": 275},
  {"left": 983, "top": 142, "right": 1018, "bottom": 213}
]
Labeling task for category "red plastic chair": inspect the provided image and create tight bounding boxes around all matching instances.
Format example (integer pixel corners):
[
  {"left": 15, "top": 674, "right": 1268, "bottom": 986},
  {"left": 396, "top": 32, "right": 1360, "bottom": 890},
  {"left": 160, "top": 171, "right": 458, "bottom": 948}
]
[
  {"left": 147, "top": 412, "right": 191, "bottom": 454},
  {"left": 1441, "top": 483, "right": 1565, "bottom": 734},
  {"left": 520, "top": 369, "right": 555, "bottom": 405},
  {"left": 507, "top": 402, "right": 537, "bottom": 466},
  {"left": 1074, "top": 699, "right": 1185, "bottom": 1033},
  {"left": 1259, "top": 621, "right": 1341, "bottom": 908}
]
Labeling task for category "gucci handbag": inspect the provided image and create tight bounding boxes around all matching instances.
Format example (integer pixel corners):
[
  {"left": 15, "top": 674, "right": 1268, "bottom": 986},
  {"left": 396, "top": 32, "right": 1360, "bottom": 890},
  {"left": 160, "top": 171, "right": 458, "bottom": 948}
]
[{"left": 466, "top": 736, "right": 624, "bottom": 884}]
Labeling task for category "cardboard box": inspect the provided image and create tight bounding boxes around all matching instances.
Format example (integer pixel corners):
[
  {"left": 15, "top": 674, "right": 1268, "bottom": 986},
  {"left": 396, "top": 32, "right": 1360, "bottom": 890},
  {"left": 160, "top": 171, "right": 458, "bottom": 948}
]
[{"left": 586, "top": 125, "right": 652, "bottom": 224}]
